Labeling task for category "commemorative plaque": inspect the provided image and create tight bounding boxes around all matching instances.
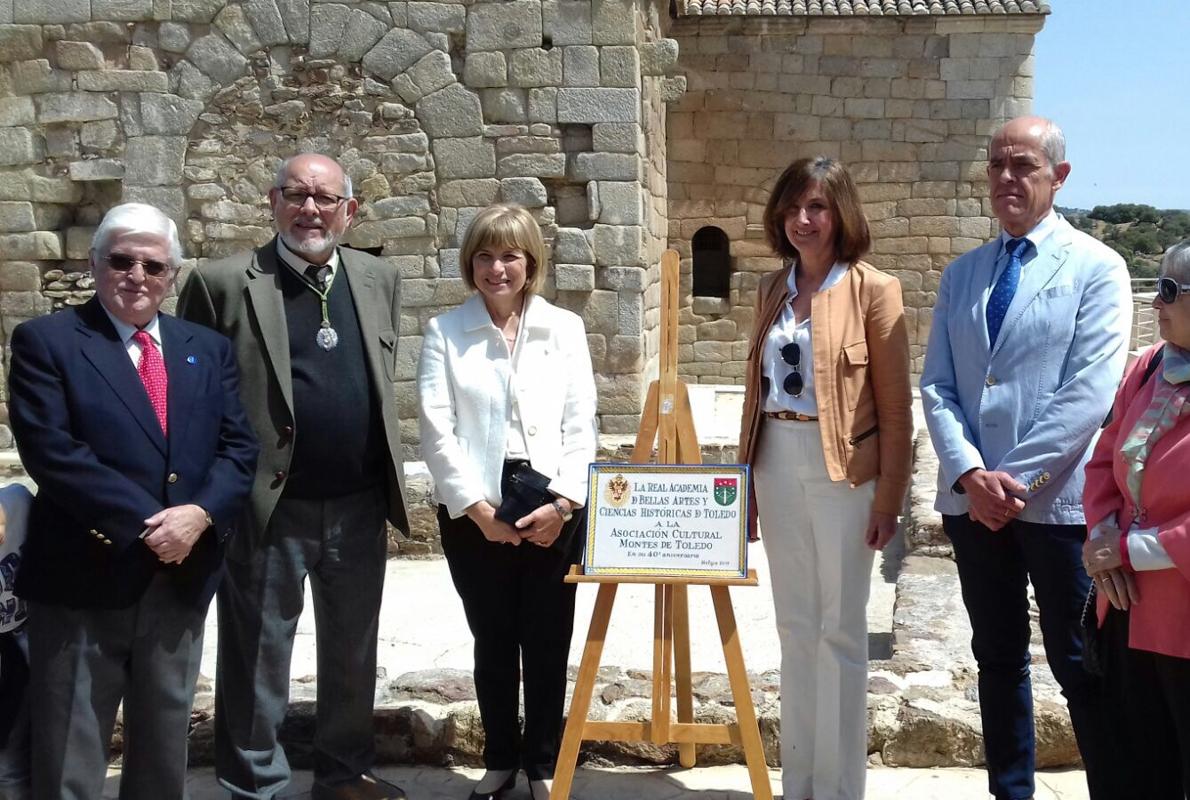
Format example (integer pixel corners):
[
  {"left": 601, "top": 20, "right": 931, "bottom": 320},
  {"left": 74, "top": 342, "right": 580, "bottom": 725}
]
[{"left": 584, "top": 464, "right": 749, "bottom": 579}]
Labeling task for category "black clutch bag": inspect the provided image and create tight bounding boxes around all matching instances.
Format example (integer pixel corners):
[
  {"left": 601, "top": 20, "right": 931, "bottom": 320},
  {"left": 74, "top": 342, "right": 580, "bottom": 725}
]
[{"left": 495, "top": 461, "right": 555, "bottom": 526}]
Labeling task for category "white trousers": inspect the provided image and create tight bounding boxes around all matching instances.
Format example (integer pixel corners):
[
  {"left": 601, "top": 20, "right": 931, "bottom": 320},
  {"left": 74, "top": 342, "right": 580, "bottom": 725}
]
[{"left": 753, "top": 420, "right": 875, "bottom": 800}]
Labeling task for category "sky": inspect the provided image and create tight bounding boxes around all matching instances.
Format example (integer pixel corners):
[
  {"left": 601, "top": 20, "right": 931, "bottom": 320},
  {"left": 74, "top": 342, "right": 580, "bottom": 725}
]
[{"left": 1033, "top": 2, "right": 1190, "bottom": 212}]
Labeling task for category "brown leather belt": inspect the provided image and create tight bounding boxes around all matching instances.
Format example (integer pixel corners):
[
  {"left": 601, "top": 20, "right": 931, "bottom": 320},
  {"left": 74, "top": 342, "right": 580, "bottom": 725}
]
[{"left": 764, "top": 410, "right": 818, "bottom": 422}]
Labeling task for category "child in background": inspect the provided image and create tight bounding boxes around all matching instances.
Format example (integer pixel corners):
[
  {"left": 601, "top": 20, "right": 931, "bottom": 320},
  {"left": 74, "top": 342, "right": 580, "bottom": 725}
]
[{"left": 0, "top": 483, "right": 32, "bottom": 800}]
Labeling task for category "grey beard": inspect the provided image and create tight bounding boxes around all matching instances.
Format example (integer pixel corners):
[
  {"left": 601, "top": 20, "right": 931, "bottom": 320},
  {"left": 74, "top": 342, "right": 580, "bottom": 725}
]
[{"left": 279, "top": 229, "right": 339, "bottom": 260}]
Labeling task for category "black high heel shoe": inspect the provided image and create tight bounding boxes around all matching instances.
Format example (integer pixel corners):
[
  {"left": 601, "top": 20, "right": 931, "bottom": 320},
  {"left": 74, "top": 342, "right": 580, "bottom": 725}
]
[{"left": 467, "top": 771, "right": 517, "bottom": 800}]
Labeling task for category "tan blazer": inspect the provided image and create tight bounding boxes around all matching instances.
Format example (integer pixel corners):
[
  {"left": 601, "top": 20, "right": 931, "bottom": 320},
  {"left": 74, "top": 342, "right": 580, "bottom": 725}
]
[
  {"left": 177, "top": 238, "right": 409, "bottom": 543},
  {"left": 738, "top": 260, "right": 912, "bottom": 516}
]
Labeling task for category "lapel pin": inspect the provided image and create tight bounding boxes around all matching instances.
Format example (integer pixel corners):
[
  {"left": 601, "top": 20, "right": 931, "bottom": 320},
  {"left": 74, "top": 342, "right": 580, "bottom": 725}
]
[{"left": 187, "top": 355, "right": 198, "bottom": 364}]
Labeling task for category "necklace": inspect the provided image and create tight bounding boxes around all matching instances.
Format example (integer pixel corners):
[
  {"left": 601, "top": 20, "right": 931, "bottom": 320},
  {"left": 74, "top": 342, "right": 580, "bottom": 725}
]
[{"left": 301, "top": 265, "right": 338, "bottom": 351}]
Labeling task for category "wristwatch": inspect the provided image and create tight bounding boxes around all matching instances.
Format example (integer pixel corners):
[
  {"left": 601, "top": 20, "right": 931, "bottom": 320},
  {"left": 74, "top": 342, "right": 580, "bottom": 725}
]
[{"left": 551, "top": 499, "right": 574, "bottom": 522}]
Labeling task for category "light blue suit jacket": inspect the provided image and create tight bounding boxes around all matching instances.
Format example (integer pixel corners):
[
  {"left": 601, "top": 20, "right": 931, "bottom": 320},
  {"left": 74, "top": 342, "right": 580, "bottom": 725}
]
[{"left": 920, "top": 214, "right": 1132, "bottom": 525}]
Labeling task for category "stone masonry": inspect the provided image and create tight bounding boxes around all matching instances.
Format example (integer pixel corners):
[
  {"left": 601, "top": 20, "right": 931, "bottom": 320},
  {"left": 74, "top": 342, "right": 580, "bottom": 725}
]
[{"left": 0, "top": 1, "right": 1047, "bottom": 452}]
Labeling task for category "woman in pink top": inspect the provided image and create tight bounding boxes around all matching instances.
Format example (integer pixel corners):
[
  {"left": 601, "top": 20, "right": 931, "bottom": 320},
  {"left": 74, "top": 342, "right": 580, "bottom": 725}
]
[{"left": 1083, "top": 240, "right": 1190, "bottom": 798}]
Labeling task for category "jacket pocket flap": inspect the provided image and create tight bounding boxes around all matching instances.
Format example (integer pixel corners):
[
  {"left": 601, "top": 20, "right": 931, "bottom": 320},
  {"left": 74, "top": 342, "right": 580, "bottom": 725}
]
[
  {"left": 842, "top": 341, "right": 869, "bottom": 366},
  {"left": 379, "top": 329, "right": 396, "bottom": 350}
]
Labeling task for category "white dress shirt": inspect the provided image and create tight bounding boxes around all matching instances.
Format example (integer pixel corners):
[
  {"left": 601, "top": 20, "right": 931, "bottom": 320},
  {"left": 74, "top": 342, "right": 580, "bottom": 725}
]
[
  {"left": 761, "top": 260, "right": 850, "bottom": 416},
  {"left": 988, "top": 209, "right": 1060, "bottom": 287},
  {"left": 276, "top": 237, "right": 340, "bottom": 283},
  {"left": 100, "top": 305, "right": 164, "bottom": 366}
]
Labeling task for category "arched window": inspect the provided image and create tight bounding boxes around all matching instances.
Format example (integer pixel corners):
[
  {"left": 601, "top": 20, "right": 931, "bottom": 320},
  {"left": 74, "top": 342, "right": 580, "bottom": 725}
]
[{"left": 692, "top": 226, "right": 731, "bottom": 298}]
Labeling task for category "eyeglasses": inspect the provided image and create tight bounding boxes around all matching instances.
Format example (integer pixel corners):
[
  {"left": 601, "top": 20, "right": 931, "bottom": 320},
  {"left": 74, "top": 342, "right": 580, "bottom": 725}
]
[
  {"left": 105, "top": 252, "right": 171, "bottom": 277},
  {"left": 1157, "top": 276, "right": 1190, "bottom": 304},
  {"left": 278, "top": 188, "right": 348, "bottom": 211},
  {"left": 781, "top": 342, "right": 804, "bottom": 397}
]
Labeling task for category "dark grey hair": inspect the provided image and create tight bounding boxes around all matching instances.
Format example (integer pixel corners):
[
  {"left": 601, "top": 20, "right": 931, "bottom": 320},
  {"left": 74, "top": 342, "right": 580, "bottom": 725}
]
[
  {"left": 273, "top": 153, "right": 353, "bottom": 198},
  {"left": 1161, "top": 240, "right": 1190, "bottom": 284},
  {"left": 91, "top": 202, "right": 183, "bottom": 267}
]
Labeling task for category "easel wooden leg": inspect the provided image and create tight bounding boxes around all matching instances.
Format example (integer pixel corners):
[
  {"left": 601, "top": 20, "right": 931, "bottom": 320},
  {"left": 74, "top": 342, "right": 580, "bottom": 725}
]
[
  {"left": 552, "top": 583, "right": 618, "bottom": 800},
  {"left": 672, "top": 584, "right": 696, "bottom": 768},
  {"left": 711, "top": 585, "right": 774, "bottom": 800}
]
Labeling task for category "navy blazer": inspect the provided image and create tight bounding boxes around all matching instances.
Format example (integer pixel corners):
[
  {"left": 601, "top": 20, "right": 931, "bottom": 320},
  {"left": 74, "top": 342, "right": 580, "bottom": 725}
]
[{"left": 7, "top": 298, "right": 259, "bottom": 609}]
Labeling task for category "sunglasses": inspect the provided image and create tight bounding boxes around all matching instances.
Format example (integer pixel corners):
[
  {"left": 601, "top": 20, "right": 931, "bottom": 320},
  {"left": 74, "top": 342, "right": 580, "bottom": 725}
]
[
  {"left": 1158, "top": 276, "right": 1190, "bottom": 304},
  {"left": 278, "top": 188, "right": 348, "bottom": 211},
  {"left": 781, "top": 342, "right": 804, "bottom": 397},
  {"left": 105, "top": 252, "right": 171, "bottom": 277}
]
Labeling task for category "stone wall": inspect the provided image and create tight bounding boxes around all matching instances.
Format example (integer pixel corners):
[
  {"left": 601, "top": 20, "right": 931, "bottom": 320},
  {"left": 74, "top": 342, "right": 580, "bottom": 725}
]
[
  {"left": 667, "top": 14, "right": 1042, "bottom": 382},
  {"left": 0, "top": 0, "right": 684, "bottom": 453}
]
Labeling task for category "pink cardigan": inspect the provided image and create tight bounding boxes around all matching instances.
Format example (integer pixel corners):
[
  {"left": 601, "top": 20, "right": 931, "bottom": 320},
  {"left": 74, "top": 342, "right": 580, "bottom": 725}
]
[{"left": 1084, "top": 343, "right": 1190, "bottom": 660}]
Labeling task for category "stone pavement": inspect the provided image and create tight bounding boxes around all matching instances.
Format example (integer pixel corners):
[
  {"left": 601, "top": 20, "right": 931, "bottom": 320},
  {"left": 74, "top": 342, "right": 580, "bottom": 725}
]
[{"left": 110, "top": 764, "right": 1092, "bottom": 800}]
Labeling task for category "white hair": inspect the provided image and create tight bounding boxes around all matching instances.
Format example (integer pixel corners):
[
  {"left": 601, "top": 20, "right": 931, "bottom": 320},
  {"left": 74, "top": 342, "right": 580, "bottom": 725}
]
[
  {"left": 91, "top": 202, "right": 183, "bottom": 267},
  {"left": 1037, "top": 120, "right": 1066, "bottom": 167},
  {"left": 274, "top": 154, "right": 353, "bottom": 198},
  {"left": 1162, "top": 240, "right": 1190, "bottom": 284}
]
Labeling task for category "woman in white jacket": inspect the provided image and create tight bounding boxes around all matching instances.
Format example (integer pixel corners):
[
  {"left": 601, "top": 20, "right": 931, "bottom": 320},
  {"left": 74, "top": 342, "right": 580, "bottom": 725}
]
[{"left": 417, "top": 204, "right": 597, "bottom": 800}]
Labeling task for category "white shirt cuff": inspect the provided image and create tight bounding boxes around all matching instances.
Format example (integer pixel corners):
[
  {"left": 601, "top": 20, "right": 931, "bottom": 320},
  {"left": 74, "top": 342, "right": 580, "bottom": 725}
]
[{"left": 1127, "top": 527, "right": 1175, "bottom": 571}]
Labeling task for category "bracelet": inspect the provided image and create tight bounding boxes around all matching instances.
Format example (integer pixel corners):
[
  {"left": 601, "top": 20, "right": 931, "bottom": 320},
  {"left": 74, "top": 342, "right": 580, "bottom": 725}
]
[{"left": 550, "top": 499, "right": 573, "bottom": 522}]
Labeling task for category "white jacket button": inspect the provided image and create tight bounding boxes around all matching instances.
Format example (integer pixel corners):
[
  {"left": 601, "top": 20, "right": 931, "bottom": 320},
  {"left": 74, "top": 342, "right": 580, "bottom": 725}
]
[{"left": 527, "top": 426, "right": 538, "bottom": 436}]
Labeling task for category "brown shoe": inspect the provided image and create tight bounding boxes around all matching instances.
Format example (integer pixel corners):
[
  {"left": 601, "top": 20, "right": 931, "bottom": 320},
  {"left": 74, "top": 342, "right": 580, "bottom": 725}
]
[{"left": 310, "top": 774, "right": 408, "bottom": 800}]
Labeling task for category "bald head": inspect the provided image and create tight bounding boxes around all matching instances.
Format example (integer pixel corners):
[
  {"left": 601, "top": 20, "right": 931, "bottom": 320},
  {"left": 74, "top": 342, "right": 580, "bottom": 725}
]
[
  {"left": 268, "top": 152, "right": 358, "bottom": 265},
  {"left": 986, "top": 116, "right": 1071, "bottom": 237}
]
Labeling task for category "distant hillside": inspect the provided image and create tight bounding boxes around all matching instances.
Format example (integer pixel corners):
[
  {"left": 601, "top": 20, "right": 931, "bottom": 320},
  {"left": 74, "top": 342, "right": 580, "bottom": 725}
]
[{"left": 1058, "top": 204, "right": 1190, "bottom": 279}]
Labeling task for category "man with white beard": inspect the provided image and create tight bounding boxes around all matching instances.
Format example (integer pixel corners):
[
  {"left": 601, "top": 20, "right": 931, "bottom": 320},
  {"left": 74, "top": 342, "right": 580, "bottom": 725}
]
[{"left": 178, "top": 153, "right": 409, "bottom": 800}]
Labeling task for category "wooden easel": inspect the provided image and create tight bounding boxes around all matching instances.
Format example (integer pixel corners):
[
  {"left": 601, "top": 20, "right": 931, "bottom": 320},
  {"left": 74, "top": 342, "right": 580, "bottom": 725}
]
[{"left": 550, "top": 250, "right": 773, "bottom": 800}]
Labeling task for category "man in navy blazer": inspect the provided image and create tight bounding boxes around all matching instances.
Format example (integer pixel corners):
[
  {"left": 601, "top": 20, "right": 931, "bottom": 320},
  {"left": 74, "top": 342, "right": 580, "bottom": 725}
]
[
  {"left": 921, "top": 117, "right": 1132, "bottom": 800},
  {"left": 7, "top": 202, "right": 258, "bottom": 799}
]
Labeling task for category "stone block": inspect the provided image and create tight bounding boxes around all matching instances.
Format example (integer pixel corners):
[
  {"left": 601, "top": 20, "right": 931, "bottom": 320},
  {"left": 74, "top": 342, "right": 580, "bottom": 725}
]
[
  {"left": 599, "top": 46, "right": 639, "bottom": 88},
  {"left": 591, "top": 123, "right": 639, "bottom": 154},
  {"left": 431, "top": 137, "right": 495, "bottom": 181},
  {"left": 592, "top": 224, "right": 642, "bottom": 267},
  {"left": 170, "top": 59, "right": 215, "bottom": 100},
  {"left": 122, "top": 185, "right": 185, "bottom": 222},
  {"left": 187, "top": 33, "right": 249, "bottom": 85},
  {"left": 0, "top": 26, "right": 42, "bottom": 61},
  {"left": 561, "top": 45, "right": 598, "bottom": 88},
  {"left": 437, "top": 179, "right": 500, "bottom": 208},
  {"left": 554, "top": 227, "right": 593, "bottom": 264},
  {"left": 139, "top": 93, "right": 203, "bottom": 134},
  {"left": 527, "top": 87, "right": 556, "bottom": 123},
  {"left": 594, "top": 181, "right": 640, "bottom": 225},
  {"left": 554, "top": 263, "right": 594, "bottom": 291},
  {"left": 13, "top": 0, "right": 87, "bottom": 23},
  {"left": 242, "top": 0, "right": 287, "bottom": 46},
  {"left": 215, "top": 3, "right": 264, "bottom": 53},
  {"left": 65, "top": 225, "right": 95, "bottom": 258},
  {"left": 0, "top": 231, "right": 63, "bottom": 259},
  {"left": 277, "top": 0, "right": 308, "bottom": 44},
  {"left": 350, "top": 217, "right": 426, "bottom": 247},
  {"left": 68, "top": 158, "right": 123, "bottom": 180},
  {"left": 369, "top": 195, "right": 430, "bottom": 220},
  {"left": 639, "top": 38, "right": 678, "bottom": 76},
  {"left": 171, "top": 0, "right": 222, "bottom": 21},
  {"left": 500, "top": 177, "right": 547, "bottom": 208},
  {"left": 598, "top": 265, "right": 644, "bottom": 292},
  {"left": 308, "top": 3, "right": 349, "bottom": 57},
  {"left": 338, "top": 8, "right": 388, "bottom": 62},
  {"left": 404, "top": 49, "right": 453, "bottom": 98},
  {"left": 480, "top": 88, "right": 526, "bottom": 124},
  {"left": 570, "top": 152, "right": 638, "bottom": 182},
  {"left": 55, "top": 41, "right": 104, "bottom": 70},
  {"left": 0, "top": 202, "right": 35, "bottom": 232},
  {"left": 407, "top": 2, "right": 463, "bottom": 34},
  {"left": 93, "top": 0, "right": 152, "bottom": 19},
  {"left": 0, "top": 127, "right": 41, "bottom": 166},
  {"left": 362, "top": 27, "right": 433, "bottom": 80},
  {"left": 124, "top": 136, "right": 186, "bottom": 185},
  {"left": 557, "top": 87, "right": 638, "bottom": 124},
  {"left": 13, "top": 60, "right": 71, "bottom": 94},
  {"left": 77, "top": 69, "right": 170, "bottom": 91},
  {"left": 0, "top": 260, "right": 41, "bottom": 289},
  {"left": 543, "top": 0, "right": 591, "bottom": 45},
  {"left": 0, "top": 97, "right": 35, "bottom": 126},
  {"left": 463, "top": 51, "right": 506, "bottom": 88},
  {"left": 496, "top": 153, "right": 565, "bottom": 179},
  {"left": 508, "top": 47, "right": 562, "bottom": 88},
  {"left": 591, "top": 0, "right": 634, "bottom": 45},
  {"left": 416, "top": 83, "right": 483, "bottom": 138},
  {"left": 466, "top": 1, "right": 541, "bottom": 52}
]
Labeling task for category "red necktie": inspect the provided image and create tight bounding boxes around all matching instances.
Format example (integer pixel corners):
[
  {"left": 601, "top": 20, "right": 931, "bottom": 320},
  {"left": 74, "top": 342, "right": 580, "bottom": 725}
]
[{"left": 133, "top": 329, "right": 168, "bottom": 435}]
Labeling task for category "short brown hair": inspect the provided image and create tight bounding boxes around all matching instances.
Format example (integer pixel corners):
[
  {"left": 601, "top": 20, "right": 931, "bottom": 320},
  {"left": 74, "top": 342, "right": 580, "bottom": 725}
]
[
  {"left": 459, "top": 204, "right": 548, "bottom": 295},
  {"left": 763, "top": 157, "right": 871, "bottom": 263}
]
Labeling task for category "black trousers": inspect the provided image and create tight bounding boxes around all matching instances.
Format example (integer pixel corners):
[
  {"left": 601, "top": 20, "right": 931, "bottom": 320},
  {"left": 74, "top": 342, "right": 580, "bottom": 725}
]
[
  {"left": 439, "top": 504, "right": 581, "bottom": 779},
  {"left": 1102, "top": 607, "right": 1190, "bottom": 799}
]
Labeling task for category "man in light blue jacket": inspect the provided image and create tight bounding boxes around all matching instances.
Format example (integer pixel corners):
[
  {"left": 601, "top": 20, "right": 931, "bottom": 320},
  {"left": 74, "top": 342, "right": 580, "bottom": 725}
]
[{"left": 921, "top": 116, "right": 1131, "bottom": 800}]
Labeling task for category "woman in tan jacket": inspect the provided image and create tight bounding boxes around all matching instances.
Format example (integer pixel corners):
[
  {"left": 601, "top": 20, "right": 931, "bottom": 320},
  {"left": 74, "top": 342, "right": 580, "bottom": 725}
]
[{"left": 738, "top": 157, "right": 912, "bottom": 800}]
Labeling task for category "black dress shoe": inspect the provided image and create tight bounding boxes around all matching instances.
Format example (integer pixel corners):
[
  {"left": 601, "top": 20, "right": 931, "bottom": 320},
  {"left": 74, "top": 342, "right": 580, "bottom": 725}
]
[{"left": 467, "top": 771, "right": 517, "bottom": 800}]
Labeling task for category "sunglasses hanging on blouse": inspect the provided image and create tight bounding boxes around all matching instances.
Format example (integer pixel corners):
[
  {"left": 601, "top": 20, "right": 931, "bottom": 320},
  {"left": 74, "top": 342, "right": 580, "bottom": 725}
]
[{"left": 781, "top": 342, "right": 804, "bottom": 398}]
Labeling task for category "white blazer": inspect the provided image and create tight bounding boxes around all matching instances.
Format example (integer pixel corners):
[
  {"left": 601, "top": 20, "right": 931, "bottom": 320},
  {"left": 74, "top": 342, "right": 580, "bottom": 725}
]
[{"left": 417, "top": 293, "right": 598, "bottom": 518}]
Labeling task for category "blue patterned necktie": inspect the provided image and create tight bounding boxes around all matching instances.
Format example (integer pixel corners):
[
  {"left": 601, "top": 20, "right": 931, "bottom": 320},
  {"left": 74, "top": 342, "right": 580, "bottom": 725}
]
[{"left": 986, "top": 237, "right": 1029, "bottom": 347}]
